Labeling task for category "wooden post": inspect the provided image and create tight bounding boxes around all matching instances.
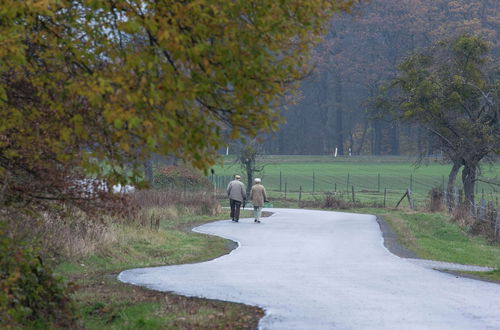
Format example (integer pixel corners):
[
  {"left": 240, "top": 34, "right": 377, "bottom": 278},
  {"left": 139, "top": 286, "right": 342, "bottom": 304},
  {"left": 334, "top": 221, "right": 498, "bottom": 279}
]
[
  {"left": 351, "top": 186, "right": 355, "bottom": 203},
  {"left": 313, "top": 172, "right": 315, "bottom": 193},
  {"left": 488, "top": 201, "right": 494, "bottom": 224},
  {"left": 279, "top": 171, "right": 282, "bottom": 192},
  {"left": 299, "top": 185, "right": 302, "bottom": 203},
  {"left": 479, "top": 198, "right": 486, "bottom": 221},
  {"left": 284, "top": 178, "right": 287, "bottom": 200},
  {"left": 347, "top": 173, "right": 350, "bottom": 193},
  {"left": 334, "top": 183, "right": 337, "bottom": 193},
  {"left": 213, "top": 174, "right": 217, "bottom": 197},
  {"left": 410, "top": 174, "right": 413, "bottom": 192},
  {"left": 407, "top": 189, "right": 414, "bottom": 209},
  {"left": 384, "top": 188, "right": 387, "bottom": 208},
  {"left": 377, "top": 173, "right": 380, "bottom": 192},
  {"left": 396, "top": 190, "right": 408, "bottom": 208},
  {"left": 496, "top": 208, "right": 500, "bottom": 239}
]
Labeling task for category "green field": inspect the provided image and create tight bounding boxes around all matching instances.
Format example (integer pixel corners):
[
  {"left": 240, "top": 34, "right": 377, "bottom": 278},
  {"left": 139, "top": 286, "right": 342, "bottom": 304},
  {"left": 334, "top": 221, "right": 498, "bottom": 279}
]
[{"left": 211, "top": 155, "right": 500, "bottom": 208}]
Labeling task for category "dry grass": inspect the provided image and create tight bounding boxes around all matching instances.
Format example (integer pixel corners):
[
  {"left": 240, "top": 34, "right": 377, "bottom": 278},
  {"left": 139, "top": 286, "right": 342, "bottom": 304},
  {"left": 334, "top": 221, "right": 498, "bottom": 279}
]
[
  {"left": 1, "top": 189, "right": 221, "bottom": 261},
  {"left": 2, "top": 210, "right": 118, "bottom": 260}
]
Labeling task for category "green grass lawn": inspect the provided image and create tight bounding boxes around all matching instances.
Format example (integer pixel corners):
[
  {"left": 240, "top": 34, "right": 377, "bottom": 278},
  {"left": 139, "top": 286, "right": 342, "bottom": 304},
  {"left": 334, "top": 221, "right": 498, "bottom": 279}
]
[{"left": 211, "top": 155, "right": 499, "bottom": 207}]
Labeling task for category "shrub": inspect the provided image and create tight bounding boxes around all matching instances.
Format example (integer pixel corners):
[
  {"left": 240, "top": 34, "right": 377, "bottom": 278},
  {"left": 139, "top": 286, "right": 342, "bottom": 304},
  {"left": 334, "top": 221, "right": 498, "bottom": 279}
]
[
  {"left": 299, "top": 193, "right": 360, "bottom": 209},
  {"left": 0, "top": 225, "right": 77, "bottom": 328},
  {"left": 154, "top": 165, "right": 212, "bottom": 190}
]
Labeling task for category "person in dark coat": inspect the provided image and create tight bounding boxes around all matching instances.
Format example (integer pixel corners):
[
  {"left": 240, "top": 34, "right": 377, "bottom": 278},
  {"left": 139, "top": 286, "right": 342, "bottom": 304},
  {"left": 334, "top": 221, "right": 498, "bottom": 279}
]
[{"left": 226, "top": 175, "right": 246, "bottom": 222}]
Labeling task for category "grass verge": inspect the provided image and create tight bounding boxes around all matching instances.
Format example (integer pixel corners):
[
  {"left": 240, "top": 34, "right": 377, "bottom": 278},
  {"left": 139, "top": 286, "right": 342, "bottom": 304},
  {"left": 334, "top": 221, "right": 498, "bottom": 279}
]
[
  {"left": 353, "top": 208, "right": 500, "bottom": 282},
  {"left": 56, "top": 209, "right": 263, "bottom": 329}
]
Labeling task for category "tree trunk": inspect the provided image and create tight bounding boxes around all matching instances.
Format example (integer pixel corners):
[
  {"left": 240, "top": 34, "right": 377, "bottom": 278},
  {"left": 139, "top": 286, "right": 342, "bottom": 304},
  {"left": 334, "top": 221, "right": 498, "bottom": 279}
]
[
  {"left": 245, "top": 159, "right": 253, "bottom": 195},
  {"left": 446, "top": 162, "right": 461, "bottom": 212},
  {"left": 417, "top": 126, "right": 423, "bottom": 155},
  {"left": 335, "top": 76, "right": 344, "bottom": 155},
  {"left": 389, "top": 123, "right": 399, "bottom": 155},
  {"left": 144, "top": 159, "right": 154, "bottom": 187},
  {"left": 462, "top": 162, "right": 477, "bottom": 213},
  {"left": 356, "top": 120, "right": 369, "bottom": 155},
  {"left": 372, "top": 120, "right": 382, "bottom": 155}
]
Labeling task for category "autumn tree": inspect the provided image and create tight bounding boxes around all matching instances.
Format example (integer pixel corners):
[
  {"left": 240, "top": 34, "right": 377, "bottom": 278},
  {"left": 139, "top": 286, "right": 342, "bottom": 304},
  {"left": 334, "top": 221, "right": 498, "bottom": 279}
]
[
  {"left": 0, "top": 0, "right": 357, "bottom": 211},
  {"left": 270, "top": 0, "right": 498, "bottom": 156},
  {"left": 233, "top": 138, "right": 267, "bottom": 195},
  {"left": 380, "top": 35, "right": 499, "bottom": 211}
]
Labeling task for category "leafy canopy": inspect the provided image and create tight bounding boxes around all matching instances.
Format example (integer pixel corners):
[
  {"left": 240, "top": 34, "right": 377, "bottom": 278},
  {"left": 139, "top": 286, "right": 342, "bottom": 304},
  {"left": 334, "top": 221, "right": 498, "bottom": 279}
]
[
  {"left": 388, "top": 34, "right": 498, "bottom": 161},
  {"left": 0, "top": 0, "right": 355, "bottom": 204}
]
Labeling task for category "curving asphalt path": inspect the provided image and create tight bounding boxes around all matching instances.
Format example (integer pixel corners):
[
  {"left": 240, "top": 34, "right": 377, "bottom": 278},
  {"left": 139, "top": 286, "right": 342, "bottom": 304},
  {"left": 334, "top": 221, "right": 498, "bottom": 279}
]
[{"left": 119, "top": 208, "right": 500, "bottom": 329}]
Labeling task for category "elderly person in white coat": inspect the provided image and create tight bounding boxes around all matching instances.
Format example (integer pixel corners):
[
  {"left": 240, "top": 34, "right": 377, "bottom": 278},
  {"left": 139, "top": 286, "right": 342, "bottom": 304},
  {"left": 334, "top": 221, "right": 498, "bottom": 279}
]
[
  {"left": 249, "top": 178, "right": 267, "bottom": 223},
  {"left": 226, "top": 175, "right": 246, "bottom": 222}
]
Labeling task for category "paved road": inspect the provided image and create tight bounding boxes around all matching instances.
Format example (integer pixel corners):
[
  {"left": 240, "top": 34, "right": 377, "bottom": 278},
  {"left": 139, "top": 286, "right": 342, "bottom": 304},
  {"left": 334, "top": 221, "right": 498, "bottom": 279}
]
[{"left": 119, "top": 208, "right": 500, "bottom": 329}]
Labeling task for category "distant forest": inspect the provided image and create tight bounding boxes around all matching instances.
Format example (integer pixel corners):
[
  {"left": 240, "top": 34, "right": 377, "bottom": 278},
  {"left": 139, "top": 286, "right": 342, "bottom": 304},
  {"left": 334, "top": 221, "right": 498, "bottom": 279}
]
[{"left": 261, "top": 0, "right": 499, "bottom": 156}]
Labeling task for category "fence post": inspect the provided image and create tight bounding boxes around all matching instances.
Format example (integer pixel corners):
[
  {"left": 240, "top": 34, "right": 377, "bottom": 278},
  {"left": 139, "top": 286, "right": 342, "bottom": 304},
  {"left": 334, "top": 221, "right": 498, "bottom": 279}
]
[
  {"left": 410, "top": 174, "right": 413, "bottom": 192},
  {"left": 395, "top": 190, "right": 408, "bottom": 208},
  {"left": 351, "top": 186, "right": 355, "bottom": 203},
  {"left": 279, "top": 171, "right": 282, "bottom": 192},
  {"left": 334, "top": 183, "right": 337, "bottom": 193},
  {"left": 488, "top": 201, "right": 494, "bottom": 224},
  {"left": 213, "top": 174, "right": 217, "bottom": 197},
  {"left": 444, "top": 185, "right": 448, "bottom": 205},
  {"left": 479, "top": 198, "right": 486, "bottom": 221},
  {"left": 377, "top": 173, "right": 380, "bottom": 192},
  {"left": 299, "top": 185, "right": 302, "bottom": 203},
  {"left": 407, "top": 189, "right": 414, "bottom": 209},
  {"left": 284, "top": 178, "right": 287, "bottom": 200},
  {"left": 313, "top": 172, "right": 315, "bottom": 193},
  {"left": 496, "top": 208, "right": 500, "bottom": 239},
  {"left": 384, "top": 188, "right": 387, "bottom": 208},
  {"left": 347, "top": 173, "right": 350, "bottom": 193}
]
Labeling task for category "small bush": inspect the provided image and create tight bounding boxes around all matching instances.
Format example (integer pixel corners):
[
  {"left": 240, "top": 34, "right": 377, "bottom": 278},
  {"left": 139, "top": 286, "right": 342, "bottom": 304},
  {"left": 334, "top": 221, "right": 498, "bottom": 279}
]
[
  {"left": 299, "top": 193, "right": 360, "bottom": 209},
  {"left": 154, "top": 165, "right": 212, "bottom": 190},
  {"left": 0, "top": 226, "right": 78, "bottom": 328}
]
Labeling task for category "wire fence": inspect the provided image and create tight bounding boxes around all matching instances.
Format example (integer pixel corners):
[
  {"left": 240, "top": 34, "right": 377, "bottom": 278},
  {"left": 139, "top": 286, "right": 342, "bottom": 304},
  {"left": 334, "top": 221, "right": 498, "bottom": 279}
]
[
  {"left": 210, "top": 173, "right": 500, "bottom": 239},
  {"left": 210, "top": 172, "right": 499, "bottom": 209}
]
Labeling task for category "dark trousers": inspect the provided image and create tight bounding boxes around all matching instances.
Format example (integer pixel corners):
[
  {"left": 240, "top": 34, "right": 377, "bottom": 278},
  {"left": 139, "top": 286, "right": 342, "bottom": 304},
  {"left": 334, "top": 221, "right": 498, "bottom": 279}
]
[{"left": 229, "top": 199, "right": 242, "bottom": 220}]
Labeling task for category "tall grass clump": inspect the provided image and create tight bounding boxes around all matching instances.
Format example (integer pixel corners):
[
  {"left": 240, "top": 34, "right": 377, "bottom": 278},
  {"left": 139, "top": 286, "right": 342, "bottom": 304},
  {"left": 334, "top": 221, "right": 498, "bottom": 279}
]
[{"left": 126, "top": 189, "right": 221, "bottom": 228}]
